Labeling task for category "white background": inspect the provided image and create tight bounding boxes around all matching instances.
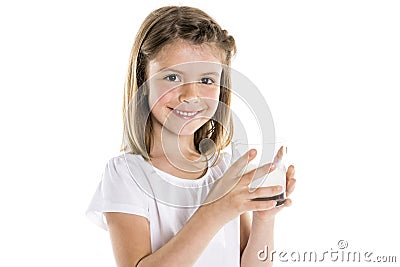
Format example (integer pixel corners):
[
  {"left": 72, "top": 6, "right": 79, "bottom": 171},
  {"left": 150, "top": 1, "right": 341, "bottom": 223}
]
[{"left": 1, "top": 0, "right": 399, "bottom": 266}]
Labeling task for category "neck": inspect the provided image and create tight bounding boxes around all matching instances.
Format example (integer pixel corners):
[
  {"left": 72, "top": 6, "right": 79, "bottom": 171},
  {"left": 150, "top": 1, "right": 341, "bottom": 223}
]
[
  {"left": 149, "top": 118, "right": 207, "bottom": 175},
  {"left": 150, "top": 123, "right": 198, "bottom": 158}
]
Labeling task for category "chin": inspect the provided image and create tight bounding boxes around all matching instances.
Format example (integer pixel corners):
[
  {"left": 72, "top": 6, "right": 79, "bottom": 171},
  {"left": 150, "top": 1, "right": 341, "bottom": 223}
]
[
  {"left": 180, "top": 118, "right": 210, "bottom": 135},
  {"left": 175, "top": 125, "right": 203, "bottom": 136},
  {"left": 163, "top": 120, "right": 208, "bottom": 136},
  {"left": 177, "top": 128, "right": 200, "bottom": 136}
]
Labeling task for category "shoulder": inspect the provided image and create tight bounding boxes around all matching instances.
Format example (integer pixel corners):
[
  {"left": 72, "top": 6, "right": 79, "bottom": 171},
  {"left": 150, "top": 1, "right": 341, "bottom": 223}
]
[
  {"left": 86, "top": 153, "right": 151, "bottom": 230},
  {"left": 104, "top": 153, "right": 145, "bottom": 180},
  {"left": 106, "top": 152, "right": 143, "bottom": 169},
  {"left": 100, "top": 153, "right": 152, "bottom": 200}
]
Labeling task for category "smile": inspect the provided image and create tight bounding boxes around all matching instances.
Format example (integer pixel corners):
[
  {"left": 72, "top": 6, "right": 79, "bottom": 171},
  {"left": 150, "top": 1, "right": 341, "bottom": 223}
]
[{"left": 171, "top": 108, "right": 203, "bottom": 119}]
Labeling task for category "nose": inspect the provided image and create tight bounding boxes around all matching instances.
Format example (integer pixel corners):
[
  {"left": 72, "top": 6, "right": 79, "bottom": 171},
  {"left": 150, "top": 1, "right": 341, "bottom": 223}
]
[{"left": 178, "top": 82, "right": 200, "bottom": 103}]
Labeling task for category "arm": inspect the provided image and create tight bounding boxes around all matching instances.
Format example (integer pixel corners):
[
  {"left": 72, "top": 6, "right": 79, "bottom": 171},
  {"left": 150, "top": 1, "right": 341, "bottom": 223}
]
[
  {"left": 105, "top": 206, "right": 225, "bottom": 267},
  {"left": 240, "top": 214, "right": 276, "bottom": 267},
  {"left": 105, "top": 212, "right": 151, "bottom": 267},
  {"left": 240, "top": 212, "right": 251, "bottom": 257},
  {"left": 240, "top": 165, "right": 296, "bottom": 267}
]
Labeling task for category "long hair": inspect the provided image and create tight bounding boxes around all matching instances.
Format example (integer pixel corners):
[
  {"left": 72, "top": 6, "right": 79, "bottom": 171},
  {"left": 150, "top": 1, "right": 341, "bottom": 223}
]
[{"left": 120, "top": 6, "right": 236, "bottom": 163}]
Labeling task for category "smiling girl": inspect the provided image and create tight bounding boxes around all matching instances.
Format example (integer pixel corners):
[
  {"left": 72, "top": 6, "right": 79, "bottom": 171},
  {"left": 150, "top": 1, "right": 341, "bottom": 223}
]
[{"left": 86, "top": 6, "right": 296, "bottom": 267}]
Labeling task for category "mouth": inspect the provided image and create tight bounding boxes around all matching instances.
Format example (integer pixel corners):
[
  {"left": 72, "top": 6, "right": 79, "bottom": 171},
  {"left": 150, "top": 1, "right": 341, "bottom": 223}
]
[{"left": 169, "top": 107, "right": 204, "bottom": 119}]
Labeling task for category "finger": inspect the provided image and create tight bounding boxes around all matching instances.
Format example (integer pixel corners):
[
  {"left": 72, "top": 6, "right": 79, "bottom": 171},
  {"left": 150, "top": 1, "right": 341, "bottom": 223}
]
[
  {"left": 286, "top": 165, "right": 295, "bottom": 180},
  {"left": 274, "top": 146, "right": 285, "bottom": 164},
  {"left": 245, "top": 199, "right": 277, "bottom": 211},
  {"left": 240, "top": 162, "right": 276, "bottom": 185},
  {"left": 228, "top": 149, "right": 257, "bottom": 179},
  {"left": 285, "top": 165, "right": 295, "bottom": 197},
  {"left": 286, "top": 178, "right": 296, "bottom": 196},
  {"left": 205, "top": 150, "right": 259, "bottom": 204},
  {"left": 274, "top": 199, "right": 291, "bottom": 217},
  {"left": 269, "top": 198, "right": 292, "bottom": 215},
  {"left": 281, "top": 198, "right": 292, "bottom": 207},
  {"left": 248, "top": 185, "right": 283, "bottom": 200}
]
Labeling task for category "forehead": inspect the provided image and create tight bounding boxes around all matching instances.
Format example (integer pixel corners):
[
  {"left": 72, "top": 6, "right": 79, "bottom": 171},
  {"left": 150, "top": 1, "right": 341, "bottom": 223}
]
[{"left": 148, "top": 40, "right": 224, "bottom": 73}]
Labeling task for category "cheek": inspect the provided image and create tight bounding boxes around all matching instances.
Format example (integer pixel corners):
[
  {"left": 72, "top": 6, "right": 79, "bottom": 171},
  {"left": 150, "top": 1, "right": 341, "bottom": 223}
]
[
  {"left": 200, "top": 88, "right": 221, "bottom": 118},
  {"left": 148, "top": 83, "right": 176, "bottom": 110},
  {"left": 203, "top": 88, "right": 220, "bottom": 108}
]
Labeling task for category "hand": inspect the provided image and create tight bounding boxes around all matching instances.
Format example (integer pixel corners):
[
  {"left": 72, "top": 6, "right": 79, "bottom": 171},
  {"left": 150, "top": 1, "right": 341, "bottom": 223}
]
[
  {"left": 203, "top": 149, "right": 283, "bottom": 225},
  {"left": 252, "top": 160, "right": 296, "bottom": 222}
]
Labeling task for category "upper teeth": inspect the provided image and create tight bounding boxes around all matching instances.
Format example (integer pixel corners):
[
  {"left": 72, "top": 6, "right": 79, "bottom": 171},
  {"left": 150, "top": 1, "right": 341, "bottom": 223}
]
[{"left": 174, "top": 110, "right": 198, "bottom": 116}]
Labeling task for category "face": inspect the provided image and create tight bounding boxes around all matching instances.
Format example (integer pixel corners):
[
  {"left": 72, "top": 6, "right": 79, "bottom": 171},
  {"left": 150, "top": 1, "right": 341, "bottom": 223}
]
[{"left": 147, "top": 40, "right": 223, "bottom": 136}]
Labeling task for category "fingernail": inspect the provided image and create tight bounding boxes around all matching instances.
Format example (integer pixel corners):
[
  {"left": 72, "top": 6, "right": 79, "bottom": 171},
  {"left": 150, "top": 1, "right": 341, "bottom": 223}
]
[{"left": 249, "top": 149, "right": 256, "bottom": 156}]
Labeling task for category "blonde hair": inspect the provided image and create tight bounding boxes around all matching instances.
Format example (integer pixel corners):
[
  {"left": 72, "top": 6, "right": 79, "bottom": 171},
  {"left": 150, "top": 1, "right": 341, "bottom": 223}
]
[{"left": 120, "top": 6, "right": 236, "bottom": 162}]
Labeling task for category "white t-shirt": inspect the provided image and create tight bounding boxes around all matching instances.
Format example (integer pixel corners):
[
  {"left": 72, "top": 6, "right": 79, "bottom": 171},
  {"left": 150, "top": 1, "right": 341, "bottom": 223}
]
[{"left": 86, "top": 148, "right": 240, "bottom": 267}]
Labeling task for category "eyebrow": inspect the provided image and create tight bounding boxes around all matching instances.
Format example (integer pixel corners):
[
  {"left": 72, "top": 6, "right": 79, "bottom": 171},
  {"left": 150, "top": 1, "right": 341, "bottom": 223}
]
[
  {"left": 160, "top": 67, "right": 221, "bottom": 77},
  {"left": 202, "top": 72, "right": 221, "bottom": 77}
]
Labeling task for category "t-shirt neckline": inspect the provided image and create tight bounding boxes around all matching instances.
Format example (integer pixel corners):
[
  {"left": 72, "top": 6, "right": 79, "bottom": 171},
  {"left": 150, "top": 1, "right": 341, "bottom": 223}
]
[{"left": 125, "top": 153, "right": 214, "bottom": 187}]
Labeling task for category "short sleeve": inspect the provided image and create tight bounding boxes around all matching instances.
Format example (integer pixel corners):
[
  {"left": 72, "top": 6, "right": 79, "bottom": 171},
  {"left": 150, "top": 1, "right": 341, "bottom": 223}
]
[{"left": 86, "top": 156, "right": 150, "bottom": 231}]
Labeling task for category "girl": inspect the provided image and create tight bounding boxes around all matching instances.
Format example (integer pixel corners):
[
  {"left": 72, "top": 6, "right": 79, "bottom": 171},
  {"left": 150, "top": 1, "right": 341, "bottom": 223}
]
[{"left": 86, "top": 6, "right": 296, "bottom": 267}]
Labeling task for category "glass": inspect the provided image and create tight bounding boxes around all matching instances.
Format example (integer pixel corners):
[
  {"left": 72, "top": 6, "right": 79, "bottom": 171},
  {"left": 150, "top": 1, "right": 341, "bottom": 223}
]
[{"left": 231, "top": 139, "right": 288, "bottom": 206}]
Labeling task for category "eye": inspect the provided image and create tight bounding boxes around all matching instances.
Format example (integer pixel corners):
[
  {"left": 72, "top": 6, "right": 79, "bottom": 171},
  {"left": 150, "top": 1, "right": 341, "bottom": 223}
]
[
  {"left": 200, "top": 77, "right": 215, "bottom": 85},
  {"left": 164, "top": 74, "right": 181, "bottom": 82}
]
